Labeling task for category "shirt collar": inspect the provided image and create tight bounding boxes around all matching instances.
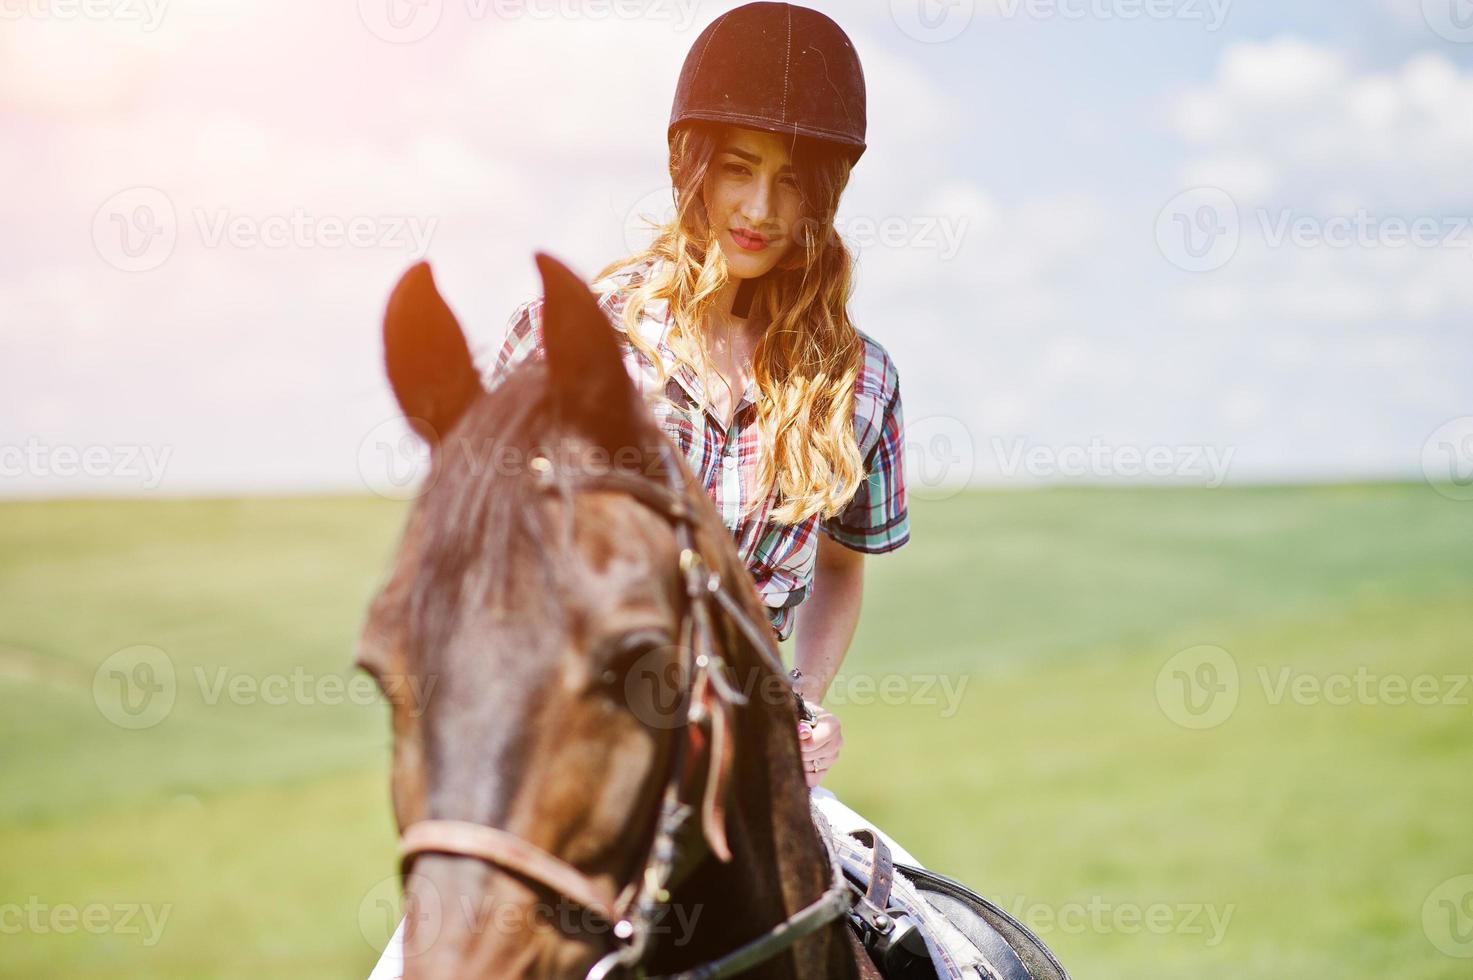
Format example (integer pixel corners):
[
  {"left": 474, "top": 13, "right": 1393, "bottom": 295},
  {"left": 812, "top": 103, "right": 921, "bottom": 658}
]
[{"left": 633, "top": 261, "right": 759, "bottom": 427}]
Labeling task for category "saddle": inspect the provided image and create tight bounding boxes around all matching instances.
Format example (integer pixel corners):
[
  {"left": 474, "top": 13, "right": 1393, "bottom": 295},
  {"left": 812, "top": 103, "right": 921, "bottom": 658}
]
[{"left": 810, "top": 804, "right": 1070, "bottom": 980}]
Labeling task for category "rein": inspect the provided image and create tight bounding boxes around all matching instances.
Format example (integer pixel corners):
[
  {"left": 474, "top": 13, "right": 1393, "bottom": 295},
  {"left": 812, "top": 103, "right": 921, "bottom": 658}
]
[{"left": 396, "top": 440, "right": 858, "bottom": 979}]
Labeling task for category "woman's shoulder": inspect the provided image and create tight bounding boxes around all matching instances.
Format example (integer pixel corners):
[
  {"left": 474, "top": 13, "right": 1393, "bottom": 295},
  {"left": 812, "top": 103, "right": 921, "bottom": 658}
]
[
  {"left": 850, "top": 326, "right": 901, "bottom": 411},
  {"left": 840, "top": 327, "right": 903, "bottom": 463}
]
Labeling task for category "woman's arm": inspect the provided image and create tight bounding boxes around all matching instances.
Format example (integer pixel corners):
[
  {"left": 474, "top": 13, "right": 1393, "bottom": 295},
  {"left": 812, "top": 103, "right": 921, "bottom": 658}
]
[
  {"left": 792, "top": 532, "right": 865, "bottom": 785},
  {"left": 793, "top": 532, "right": 865, "bottom": 702}
]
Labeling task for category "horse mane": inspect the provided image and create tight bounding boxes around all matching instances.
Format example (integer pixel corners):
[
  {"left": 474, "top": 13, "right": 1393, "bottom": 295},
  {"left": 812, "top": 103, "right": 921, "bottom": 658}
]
[{"left": 405, "top": 360, "right": 571, "bottom": 675}]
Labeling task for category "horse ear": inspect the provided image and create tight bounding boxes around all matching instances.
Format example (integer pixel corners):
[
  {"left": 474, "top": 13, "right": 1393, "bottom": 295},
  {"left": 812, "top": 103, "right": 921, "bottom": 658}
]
[
  {"left": 383, "top": 262, "right": 480, "bottom": 446},
  {"left": 533, "top": 251, "right": 643, "bottom": 448}
]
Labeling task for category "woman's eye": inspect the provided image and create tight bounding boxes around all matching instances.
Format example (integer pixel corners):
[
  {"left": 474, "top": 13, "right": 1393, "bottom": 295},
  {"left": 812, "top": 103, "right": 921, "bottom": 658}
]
[{"left": 722, "top": 162, "right": 797, "bottom": 190}]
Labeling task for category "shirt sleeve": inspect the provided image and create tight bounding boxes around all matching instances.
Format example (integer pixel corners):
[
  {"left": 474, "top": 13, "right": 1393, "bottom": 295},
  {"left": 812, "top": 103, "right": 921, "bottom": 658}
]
[
  {"left": 819, "top": 383, "right": 911, "bottom": 554},
  {"left": 481, "top": 298, "right": 543, "bottom": 393}
]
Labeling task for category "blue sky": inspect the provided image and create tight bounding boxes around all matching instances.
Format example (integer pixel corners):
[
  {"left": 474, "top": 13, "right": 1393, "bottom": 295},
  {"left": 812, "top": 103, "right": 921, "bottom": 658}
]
[{"left": 2, "top": 0, "right": 1469, "bottom": 496}]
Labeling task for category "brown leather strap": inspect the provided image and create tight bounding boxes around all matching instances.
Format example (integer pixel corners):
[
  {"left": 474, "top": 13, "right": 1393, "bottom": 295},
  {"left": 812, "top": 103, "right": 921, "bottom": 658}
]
[
  {"left": 848, "top": 828, "right": 895, "bottom": 911},
  {"left": 399, "top": 819, "right": 621, "bottom": 921}
]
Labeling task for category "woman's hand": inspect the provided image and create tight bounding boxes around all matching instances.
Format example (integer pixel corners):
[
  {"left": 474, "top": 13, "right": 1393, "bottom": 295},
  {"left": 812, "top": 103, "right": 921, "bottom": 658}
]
[{"left": 798, "top": 702, "right": 843, "bottom": 787}]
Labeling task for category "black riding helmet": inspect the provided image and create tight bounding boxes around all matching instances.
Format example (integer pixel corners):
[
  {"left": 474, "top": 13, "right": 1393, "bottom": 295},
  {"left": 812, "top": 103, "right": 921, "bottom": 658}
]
[
  {"left": 668, "top": 2, "right": 868, "bottom": 315},
  {"left": 669, "top": 1, "right": 868, "bottom": 166}
]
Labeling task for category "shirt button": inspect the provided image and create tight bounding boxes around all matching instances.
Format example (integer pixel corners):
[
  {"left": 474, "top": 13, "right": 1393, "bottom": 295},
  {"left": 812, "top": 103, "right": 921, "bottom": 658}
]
[{"left": 723, "top": 454, "right": 737, "bottom": 470}]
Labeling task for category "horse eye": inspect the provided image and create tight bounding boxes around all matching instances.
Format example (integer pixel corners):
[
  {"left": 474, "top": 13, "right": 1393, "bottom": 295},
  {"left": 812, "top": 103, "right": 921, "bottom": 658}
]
[{"left": 596, "top": 628, "right": 672, "bottom": 690}]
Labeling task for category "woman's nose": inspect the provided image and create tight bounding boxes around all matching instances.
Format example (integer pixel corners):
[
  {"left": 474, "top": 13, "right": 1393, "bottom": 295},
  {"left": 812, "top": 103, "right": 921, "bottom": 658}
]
[{"left": 739, "top": 179, "right": 778, "bottom": 227}]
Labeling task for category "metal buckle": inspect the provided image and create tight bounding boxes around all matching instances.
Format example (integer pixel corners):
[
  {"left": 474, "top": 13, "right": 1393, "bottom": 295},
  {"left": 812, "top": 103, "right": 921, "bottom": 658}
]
[
  {"left": 528, "top": 453, "right": 555, "bottom": 488},
  {"left": 678, "top": 548, "right": 721, "bottom": 597}
]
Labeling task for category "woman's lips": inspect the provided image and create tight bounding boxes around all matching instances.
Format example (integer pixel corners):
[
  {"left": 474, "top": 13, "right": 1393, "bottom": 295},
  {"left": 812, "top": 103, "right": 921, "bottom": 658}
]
[{"left": 730, "top": 228, "right": 770, "bottom": 251}]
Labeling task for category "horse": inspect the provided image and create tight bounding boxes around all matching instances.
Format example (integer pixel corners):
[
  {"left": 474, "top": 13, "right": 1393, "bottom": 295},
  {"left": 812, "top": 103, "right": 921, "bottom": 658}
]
[{"left": 356, "top": 252, "right": 883, "bottom": 979}]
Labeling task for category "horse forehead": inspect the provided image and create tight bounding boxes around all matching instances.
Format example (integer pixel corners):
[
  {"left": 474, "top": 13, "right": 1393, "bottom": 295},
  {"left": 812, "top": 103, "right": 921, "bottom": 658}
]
[
  {"left": 569, "top": 490, "right": 678, "bottom": 567},
  {"left": 557, "top": 491, "right": 680, "bottom": 614}
]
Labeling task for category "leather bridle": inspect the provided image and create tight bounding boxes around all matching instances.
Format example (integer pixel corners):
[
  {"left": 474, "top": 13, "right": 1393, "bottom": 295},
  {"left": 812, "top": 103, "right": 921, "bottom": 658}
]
[{"left": 395, "top": 440, "right": 858, "bottom": 979}]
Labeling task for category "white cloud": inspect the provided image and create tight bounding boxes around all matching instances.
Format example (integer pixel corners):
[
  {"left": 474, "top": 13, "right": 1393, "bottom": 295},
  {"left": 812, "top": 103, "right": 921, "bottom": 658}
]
[
  {"left": 1157, "top": 38, "right": 1473, "bottom": 433},
  {"left": 1169, "top": 41, "right": 1473, "bottom": 208}
]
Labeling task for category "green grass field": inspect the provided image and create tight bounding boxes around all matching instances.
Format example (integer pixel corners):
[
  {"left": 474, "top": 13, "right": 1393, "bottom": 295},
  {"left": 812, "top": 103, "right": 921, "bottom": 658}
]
[{"left": 1, "top": 485, "right": 1470, "bottom": 979}]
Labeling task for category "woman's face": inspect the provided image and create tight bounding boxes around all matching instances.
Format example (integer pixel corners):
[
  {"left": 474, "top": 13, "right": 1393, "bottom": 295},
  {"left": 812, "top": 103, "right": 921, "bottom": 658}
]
[{"left": 702, "top": 126, "right": 806, "bottom": 283}]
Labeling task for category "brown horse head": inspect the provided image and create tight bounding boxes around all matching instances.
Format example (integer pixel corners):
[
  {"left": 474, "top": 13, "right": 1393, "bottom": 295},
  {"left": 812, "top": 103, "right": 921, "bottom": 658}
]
[{"left": 357, "top": 254, "right": 743, "bottom": 977}]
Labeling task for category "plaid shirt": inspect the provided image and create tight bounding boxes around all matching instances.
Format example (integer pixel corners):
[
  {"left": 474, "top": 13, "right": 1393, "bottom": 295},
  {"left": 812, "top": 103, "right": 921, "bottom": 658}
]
[{"left": 481, "top": 257, "right": 910, "bottom": 641}]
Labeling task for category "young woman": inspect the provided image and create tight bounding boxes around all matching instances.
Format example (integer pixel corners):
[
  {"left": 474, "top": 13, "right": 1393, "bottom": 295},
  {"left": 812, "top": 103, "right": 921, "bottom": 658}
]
[
  {"left": 491, "top": 0, "right": 910, "bottom": 798},
  {"left": 367, "top": 5, "right": 917, "bottom": 976}
]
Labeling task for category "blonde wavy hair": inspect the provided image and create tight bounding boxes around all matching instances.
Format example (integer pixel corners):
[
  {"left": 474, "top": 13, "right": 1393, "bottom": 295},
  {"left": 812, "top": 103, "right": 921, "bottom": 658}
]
[{"left": 593, "top": 122, "right": 866, "bottom": 526}]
